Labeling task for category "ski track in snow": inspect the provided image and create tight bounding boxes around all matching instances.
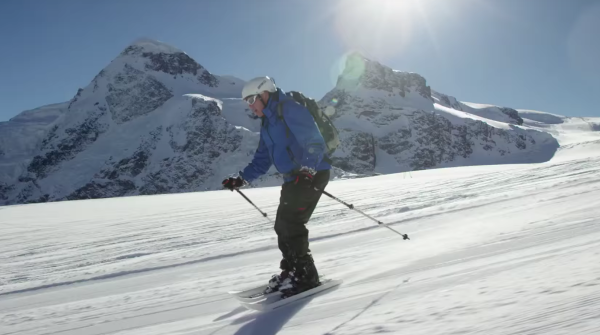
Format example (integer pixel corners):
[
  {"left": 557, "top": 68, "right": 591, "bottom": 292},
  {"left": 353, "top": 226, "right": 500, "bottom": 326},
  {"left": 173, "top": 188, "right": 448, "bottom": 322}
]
[{"left": 1, "top": 131, "right": 600, "bottom": 334}]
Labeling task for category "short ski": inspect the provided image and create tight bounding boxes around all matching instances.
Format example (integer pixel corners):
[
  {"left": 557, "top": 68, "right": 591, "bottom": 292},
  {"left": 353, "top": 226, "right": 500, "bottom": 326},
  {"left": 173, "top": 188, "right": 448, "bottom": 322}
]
[
  {"left": 232, "top": 279, "right": 342, "bottom": 312},
  {"left": 228, "top": 284, "right": 280, "bottom": 302},
  {"left": 231, "top": 289, "right": 282, "bottom": 303},
  {"left": 228, "top": 275, "right": 330, "bottom": 302}
]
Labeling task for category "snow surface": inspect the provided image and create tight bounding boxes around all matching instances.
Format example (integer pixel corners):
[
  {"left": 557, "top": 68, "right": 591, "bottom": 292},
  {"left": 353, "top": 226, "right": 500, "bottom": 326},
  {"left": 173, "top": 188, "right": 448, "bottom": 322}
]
[
  {"left": 517, "top": 109, "right": 565, "bottom": 125},
  {"left": 452, "top": 102, "right": 519, "bottom": 125},
  {"left": 434, "top": 103, "right": 512, "bottom": 130},
  {"left": 1, "top": 121, "right": 599, "bottom": 335},
  {"left": 522, "top": 114, "right": 600, "bottom": 147}
]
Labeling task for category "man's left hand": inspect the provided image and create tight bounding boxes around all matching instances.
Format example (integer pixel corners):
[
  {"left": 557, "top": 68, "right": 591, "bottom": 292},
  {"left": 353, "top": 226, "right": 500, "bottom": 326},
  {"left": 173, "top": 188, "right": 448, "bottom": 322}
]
[{"left": 292, "top": 169, "right": 315, "bottom": 188}]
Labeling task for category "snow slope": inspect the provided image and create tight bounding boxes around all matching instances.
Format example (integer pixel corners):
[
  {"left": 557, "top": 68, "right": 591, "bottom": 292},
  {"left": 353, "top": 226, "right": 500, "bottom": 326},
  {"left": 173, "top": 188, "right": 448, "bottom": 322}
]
[
  {"left": 1, "top": 122, "right": 599, "bottom": 334},
  {"left": 518, "top": 109, "right": 565, "bottom": 125},
  {"left": 517, "top": 109, "right": 600, "bottom": 148}
]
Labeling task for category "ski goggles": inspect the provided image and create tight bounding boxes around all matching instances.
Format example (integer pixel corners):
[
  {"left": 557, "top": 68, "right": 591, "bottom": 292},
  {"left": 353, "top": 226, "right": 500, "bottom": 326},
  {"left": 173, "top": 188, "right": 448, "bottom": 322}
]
[{"left": 244, "top": 94, "right": 259, "bottom": 105}]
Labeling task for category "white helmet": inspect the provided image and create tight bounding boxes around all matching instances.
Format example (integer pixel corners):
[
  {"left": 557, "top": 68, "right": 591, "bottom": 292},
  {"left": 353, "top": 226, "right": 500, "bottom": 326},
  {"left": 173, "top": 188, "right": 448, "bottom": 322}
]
[{"left": 241, "top": 76, "right": 277, "bottom": 100}]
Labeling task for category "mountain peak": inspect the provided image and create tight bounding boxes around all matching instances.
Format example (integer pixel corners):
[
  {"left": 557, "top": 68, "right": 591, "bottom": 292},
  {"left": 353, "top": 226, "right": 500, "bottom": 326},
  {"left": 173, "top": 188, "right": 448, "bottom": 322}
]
[
  {"left": 334, "top": 52, "right": 432, "bottom": 101},
  {"left": 112, "top": 38, "right": 221, "bottom": 88},
  {"left": 121, "top": 38, "right": 184, "bottom": 56}
]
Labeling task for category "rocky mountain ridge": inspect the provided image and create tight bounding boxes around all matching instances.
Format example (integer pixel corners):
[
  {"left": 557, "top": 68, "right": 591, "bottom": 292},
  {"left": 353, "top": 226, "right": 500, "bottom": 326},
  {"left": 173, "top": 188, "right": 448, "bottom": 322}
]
[
  {"left": 0, "top": 41, "right": 559, "bottom": 205},
  {"left": 318, "top": 53, "right": 556, "bottom": 174}
]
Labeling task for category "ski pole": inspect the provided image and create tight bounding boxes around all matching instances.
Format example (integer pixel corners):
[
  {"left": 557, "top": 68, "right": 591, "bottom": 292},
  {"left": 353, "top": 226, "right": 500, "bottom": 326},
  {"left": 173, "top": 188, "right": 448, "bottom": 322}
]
[
  {"left": 317, "top": 189, "right": 410, "bottom": 240},
  {"left": 235, "top": 189, "right": 273, "bottom": 223}
]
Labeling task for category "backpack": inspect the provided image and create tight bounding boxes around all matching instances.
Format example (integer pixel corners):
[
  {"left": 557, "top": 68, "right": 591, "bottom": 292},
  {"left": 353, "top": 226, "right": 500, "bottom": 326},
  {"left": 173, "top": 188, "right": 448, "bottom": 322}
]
[{"left": 277, "top": 91, "right": 340, "bottom": 157}]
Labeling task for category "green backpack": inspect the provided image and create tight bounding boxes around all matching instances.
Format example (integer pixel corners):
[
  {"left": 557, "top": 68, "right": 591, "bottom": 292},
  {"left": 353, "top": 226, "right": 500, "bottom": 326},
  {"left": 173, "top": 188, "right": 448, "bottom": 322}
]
[{"left": 277, "top": 91, "right": 340, "bottom": 157}]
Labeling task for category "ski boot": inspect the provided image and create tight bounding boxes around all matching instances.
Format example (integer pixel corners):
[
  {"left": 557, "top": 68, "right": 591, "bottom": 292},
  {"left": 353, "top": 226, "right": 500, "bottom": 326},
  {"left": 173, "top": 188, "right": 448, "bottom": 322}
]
[
  {"left": 263, "top": 258, "right": 293, "bottom": 294},
  {"left": 279, "top": 254, "right": 321, "bottom": 298}
]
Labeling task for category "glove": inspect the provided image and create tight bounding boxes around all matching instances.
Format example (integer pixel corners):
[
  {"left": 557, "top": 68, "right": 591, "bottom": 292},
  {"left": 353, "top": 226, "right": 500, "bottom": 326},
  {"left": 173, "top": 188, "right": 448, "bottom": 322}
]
[
  {"left": 291, "top": 168, "right": 315, "bottom": 189},
  {"left": 222, "top": 176, "right": 246, "bottom": 191}
]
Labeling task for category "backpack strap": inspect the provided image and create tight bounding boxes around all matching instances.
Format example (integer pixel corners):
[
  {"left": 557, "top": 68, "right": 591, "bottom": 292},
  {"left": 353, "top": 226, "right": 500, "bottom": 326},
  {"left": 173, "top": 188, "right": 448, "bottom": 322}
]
[{"left": 277, "top": 100, "right": 292, "bottom": 138}]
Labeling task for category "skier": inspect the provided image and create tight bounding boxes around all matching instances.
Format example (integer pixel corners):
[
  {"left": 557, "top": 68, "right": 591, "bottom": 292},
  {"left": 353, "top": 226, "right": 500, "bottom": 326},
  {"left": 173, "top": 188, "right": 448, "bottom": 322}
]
[{"left": 222, "top": 76, "right": 331, "bottom": 296}]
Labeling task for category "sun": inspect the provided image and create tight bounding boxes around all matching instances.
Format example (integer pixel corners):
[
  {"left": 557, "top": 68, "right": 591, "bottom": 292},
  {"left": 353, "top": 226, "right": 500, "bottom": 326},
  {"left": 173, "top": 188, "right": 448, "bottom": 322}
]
[
  {"left": 332, "top": 0, "right": 428, "bottom": 58},
  {"left": 325, "top": 0, "right": 495, "bottom": 86},
  {"left": 329, "top": 0, "right": 496, "bottom": 62}
]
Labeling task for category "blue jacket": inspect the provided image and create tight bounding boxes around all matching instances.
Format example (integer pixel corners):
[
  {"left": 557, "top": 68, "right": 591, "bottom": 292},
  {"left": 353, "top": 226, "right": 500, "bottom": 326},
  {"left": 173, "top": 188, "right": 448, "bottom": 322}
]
[{"left": 240, "top": 89, "right": 331, "bottom": 183}]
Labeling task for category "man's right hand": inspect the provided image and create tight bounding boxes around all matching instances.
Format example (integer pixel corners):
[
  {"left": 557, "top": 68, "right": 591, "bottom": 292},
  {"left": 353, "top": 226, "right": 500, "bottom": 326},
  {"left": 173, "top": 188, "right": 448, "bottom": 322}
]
[{"left": 222, "top": 176, "right": 246, "bottom": 191}]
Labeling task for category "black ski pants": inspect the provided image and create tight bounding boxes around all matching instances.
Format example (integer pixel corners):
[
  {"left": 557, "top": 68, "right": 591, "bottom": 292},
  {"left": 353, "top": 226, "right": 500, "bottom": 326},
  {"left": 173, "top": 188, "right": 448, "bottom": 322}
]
[{"left": 274, "top": 169, "right": 330, "bottom": 264}]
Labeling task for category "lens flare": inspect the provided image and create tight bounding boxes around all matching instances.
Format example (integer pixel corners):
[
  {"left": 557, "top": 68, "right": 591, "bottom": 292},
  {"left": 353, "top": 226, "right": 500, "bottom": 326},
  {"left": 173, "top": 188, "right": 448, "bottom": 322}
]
[{"left": 329, "top": 52, "right": 368, "bottom": 92}]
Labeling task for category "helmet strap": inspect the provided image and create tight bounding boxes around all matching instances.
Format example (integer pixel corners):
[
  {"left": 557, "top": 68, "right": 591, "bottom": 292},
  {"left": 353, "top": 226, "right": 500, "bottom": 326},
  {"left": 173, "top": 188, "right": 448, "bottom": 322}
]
[{"left": 260, "top": 91, "right": 273, "bottom": 107}]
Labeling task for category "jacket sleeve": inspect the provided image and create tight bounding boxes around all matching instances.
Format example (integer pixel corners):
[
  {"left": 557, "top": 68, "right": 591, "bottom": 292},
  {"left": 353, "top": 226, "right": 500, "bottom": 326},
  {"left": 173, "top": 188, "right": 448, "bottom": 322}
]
[
  {"left": 280, "top": 101, "right": 326, "bottom": 171},
  {"left": 240, "top": 136, "right": 272, "bottom": 183}
]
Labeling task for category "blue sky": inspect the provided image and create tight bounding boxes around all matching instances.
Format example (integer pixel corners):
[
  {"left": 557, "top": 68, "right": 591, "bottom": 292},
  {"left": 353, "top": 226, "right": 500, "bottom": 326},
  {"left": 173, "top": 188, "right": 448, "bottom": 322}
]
[{"left": 0, "top": 0, "right": 598, "bottom": 121}]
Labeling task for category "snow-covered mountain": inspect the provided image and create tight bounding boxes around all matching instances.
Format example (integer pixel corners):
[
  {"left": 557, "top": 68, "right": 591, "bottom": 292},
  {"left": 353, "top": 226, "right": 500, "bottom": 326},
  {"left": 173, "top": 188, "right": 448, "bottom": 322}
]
[
  {"left": 319, "top": 53, "right": 558, "bottom": 174},
  {"left": 0, "top": 39, "right": 261, "bottom": 204},
  {"left": 0, "top": 102, "right": 68, "bottom": 178},
  {"left": 0, "top": 41, "right": 564, "bottom": 205}
]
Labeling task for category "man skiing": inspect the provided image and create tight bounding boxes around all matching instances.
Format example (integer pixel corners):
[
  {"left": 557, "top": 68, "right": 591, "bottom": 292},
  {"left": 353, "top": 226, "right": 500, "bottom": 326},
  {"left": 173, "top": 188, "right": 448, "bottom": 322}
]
[{"left": 222, "top": 76, "right": 331, "bottom": 296}]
